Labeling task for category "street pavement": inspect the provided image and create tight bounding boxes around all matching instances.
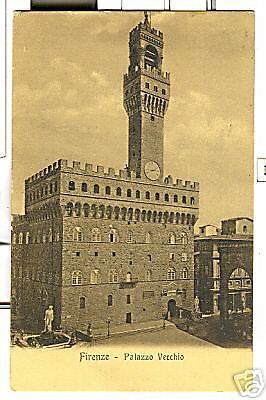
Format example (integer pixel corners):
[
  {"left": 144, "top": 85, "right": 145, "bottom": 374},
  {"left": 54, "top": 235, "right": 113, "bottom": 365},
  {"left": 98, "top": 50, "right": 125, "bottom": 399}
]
[{"left": 78, "top": 323, "right": 218, "bottom": 348}]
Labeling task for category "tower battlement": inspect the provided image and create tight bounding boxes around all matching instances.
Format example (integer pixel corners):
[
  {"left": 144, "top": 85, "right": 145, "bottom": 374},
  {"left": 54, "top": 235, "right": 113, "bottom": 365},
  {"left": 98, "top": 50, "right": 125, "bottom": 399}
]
[
  {"left": 130, "top": 22, "right": 164, "bottom": 43},
  {"left": 25, "top": 159, "right": 199, "bottom": 191}
]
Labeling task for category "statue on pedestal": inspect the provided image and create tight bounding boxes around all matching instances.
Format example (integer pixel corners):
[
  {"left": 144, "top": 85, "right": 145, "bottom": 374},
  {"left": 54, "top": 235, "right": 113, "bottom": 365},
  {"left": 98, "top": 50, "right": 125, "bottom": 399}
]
[{"left": 44, "top": 305, "right": 54, "bottom": 332}]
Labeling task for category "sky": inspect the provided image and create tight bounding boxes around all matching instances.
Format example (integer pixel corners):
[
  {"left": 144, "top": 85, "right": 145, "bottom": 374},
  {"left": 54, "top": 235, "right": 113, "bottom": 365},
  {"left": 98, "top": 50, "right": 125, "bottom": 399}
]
[{"left": 12, "top": 11, "right": 254, "bottom": 228}]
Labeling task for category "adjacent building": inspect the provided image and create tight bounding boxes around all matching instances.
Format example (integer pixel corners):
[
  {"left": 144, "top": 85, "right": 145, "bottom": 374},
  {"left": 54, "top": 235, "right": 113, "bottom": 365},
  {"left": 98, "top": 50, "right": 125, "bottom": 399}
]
[
  {"left": 194, "top": 217, "right": 253, "bottom": 316},
  {"left": 12, "top": 15, "right": 199, "bottom": 332}
]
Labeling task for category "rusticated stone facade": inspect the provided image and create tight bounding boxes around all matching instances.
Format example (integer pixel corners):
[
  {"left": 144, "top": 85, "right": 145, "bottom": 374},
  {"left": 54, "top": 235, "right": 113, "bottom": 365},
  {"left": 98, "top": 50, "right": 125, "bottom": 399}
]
[{"left": 11, "top": 15, "right": 200, "bottom": 333}]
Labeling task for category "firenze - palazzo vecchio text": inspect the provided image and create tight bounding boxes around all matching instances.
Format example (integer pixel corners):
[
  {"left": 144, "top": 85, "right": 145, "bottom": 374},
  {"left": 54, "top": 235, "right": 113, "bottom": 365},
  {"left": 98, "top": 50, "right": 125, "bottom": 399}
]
[{"left": 11, "top": 14, "right": 200, "bottom": 332}]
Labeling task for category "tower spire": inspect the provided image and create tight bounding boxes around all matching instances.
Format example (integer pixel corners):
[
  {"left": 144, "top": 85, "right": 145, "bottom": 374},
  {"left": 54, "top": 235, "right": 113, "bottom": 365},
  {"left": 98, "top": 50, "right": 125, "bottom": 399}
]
[{"left": 144, "top": 11, "right": 151, "bottom": 27}]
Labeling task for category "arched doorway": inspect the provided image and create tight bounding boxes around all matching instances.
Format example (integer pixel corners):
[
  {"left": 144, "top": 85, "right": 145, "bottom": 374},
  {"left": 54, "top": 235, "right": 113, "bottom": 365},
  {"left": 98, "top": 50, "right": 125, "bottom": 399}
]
[
  {"left": 227, "top": 267, "right": 252, "bottom": 313},
  {"left": 168, "top": 299, "right": 176, "bottom": 317}
]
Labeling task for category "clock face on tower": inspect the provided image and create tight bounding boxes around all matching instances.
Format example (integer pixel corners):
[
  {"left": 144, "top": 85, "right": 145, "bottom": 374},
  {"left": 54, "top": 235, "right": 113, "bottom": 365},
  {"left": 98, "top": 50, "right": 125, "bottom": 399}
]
[{"left": 144, "top": 161, "right": 161, "bottom": 181}]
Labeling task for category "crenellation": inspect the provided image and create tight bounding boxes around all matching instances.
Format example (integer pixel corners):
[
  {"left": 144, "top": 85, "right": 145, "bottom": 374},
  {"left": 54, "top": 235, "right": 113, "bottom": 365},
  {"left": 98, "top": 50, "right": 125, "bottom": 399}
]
[
  {"left": 97, "top": 165, "right": 104, "bottom": 174},
  {"left": 107, "top": 167, "right": 115, "bottom": 177},
  {"left": 73, "top": 161, "right": 81, "bottom": 170}
]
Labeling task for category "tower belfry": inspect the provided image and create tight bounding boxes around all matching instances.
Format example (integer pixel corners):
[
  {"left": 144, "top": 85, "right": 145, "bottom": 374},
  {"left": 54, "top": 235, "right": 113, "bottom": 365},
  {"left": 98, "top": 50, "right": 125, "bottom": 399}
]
[{"left": 123, "top": 14, "right": 170, "bottom": 181}]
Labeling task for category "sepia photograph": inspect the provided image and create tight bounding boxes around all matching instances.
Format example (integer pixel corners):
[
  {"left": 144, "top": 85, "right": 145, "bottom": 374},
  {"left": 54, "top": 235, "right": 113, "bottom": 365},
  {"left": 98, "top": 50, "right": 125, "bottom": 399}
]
[{"left": 10, "top": 10, "right": 254, "bottom": 391}]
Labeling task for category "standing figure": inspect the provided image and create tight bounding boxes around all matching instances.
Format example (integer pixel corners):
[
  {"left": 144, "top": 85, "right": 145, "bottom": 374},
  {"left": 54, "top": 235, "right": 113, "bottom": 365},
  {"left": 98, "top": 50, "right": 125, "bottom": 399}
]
[
  {"left": 194, "top": 296, "right": 200, "bottom": 315},
  {"left": 44, "top": 305, "right": 54, "bottom": 332}
]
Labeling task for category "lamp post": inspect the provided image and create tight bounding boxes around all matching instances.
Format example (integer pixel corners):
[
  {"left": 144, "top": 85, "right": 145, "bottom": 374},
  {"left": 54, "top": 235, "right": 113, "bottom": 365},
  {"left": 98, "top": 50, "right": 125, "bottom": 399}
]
[{"left": 107, "top": 318, "right": 111, "bottom": 339}]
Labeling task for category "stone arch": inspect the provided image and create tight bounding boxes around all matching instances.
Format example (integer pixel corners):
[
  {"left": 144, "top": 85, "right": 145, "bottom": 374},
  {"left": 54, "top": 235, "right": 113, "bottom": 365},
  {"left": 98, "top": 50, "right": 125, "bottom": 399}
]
[
  {"left": 83, "top": 203, "right": 90, "bottom": 217},
  {"left": 141, "top": 210, "right": 146, "bottom": 222},
  {"left": 128, "top": 207, "right": 133, "bottom": 221},
  {"left": 121, "top": 207, "right": 127, "bottom": 221},
  {"left": 135, "top": 209, "right": 141, "bottom": 221},
  {"left": 106, "top": 205, "right": 113, "bottom": 219},
  {"left": 114, "top": 206, "right": 120, "bottom": 220},
  {"left": 99, "top": 204, "right": 105, "bottom": 219},
  {"left": 163, "top": 211, "right": 169, "bottom": 224},
  {"left": 91, "top": 204, "right": 98, "bottom": 218}
]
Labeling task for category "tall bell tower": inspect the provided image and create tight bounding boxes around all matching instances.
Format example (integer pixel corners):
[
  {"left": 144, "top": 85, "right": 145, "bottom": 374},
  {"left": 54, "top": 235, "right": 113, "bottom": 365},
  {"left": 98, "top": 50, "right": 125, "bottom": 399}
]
[{"left": 123, "top": 12, "right": 170, "bottom": 181}]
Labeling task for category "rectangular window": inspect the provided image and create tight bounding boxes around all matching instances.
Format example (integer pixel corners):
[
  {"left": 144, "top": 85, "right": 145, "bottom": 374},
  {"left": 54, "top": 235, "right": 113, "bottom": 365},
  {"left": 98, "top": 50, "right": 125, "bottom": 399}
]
[
  {"left": 154, "top": 85, "right": 158, "bottom": 92},
  {"left": 145, "top": 82, "right": 150, "bottom": 89},
  {"left": 112, "top": 251, "right": 116, "bottom": 257},
  {"left": 151, "top": 115, "right": 155, "bottom": 121},
  {"left": 76, "top": 251, "right": 80, "bottom": 257},
  {"left": 95, "top": 251, "right": 99, "bottom": 256},
  {"left": 126, "top": 312, "right": 132, "bottom": 323},
  {"left": 148, "top": 255, "right": 152, "bottom": 261},
  {"left": 162, "top": 88, "right": 166, "bottom": 95},
  {"left": 170, "top": 253, "right": 175, "bottom": 261},
  {"left": 126, "top": 295, "right": 131, "bottom": 304}
]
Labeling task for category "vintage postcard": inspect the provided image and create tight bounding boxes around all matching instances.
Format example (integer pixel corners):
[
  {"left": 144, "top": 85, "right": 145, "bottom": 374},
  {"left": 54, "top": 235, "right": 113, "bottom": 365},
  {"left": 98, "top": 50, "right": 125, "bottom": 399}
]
[{"left": 11, "top": 11, "right": 254, "bottom": 392}]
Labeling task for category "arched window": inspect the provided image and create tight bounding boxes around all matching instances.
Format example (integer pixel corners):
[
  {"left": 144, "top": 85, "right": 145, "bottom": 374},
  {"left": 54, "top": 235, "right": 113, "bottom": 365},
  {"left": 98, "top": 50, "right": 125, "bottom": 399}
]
[
  {"left": 75, "top": 202, "right": 81, "bottom": 217},
  {"left": 147, "top": 210, "right": 152, "bottom": 222},
  {"left": 243, "top": 225, "right": 247, "bottom": 234},
  {"left": 145, "top": 232, "right": 152, "bottom": 244},
  {"left": 127, "top": 189, "right": 132, "bottom": 197},
  {"left": 106, "top": 206, "right": 113, "bottom": 219},
  {"left": 49, "top": 183, "right": 53, "bottom": 194},
  {"left": 145, "top": 191, "right": 150, "bottom": 200},
  {"left": 126, "top": 272, "right": 132, "bottom": 282},
  {"left": 116, "top": 187, "right": 122, "bottom": 196},
  {"left": 94, "top": 184, "right": 99, "bottom": 194},
  {"left": 91, "top": 269, "right": 101, "bottom": 284},
  {"left": 109, "top": 269, "right": 118, "bottom": 283},
  {"left": 109, "top": 229, "right": 119, "bottom": 243},
  {"left": 167, "top": 267, "right": 176, "bottom": 281},
  {"left": 181, "top": 213, "right": 186, "bottom": 224},
  {"left": 168, "top": 232, "right": 176, "bottom": 244},
  {"left": 164, "top": 193, "right": 169, "bottom": 202},
  {"left": 12, "top": 233, "right": 17, "bottom": 244},
  {"left": 108, "top": 294, "right": 113, "bottom": 306},
  {"left": 91, "top": 228, "right": 101, "bottom": 242},
  {"left": 135, "top": 209, "right": 141, "bottom": 221},
  {"left": 144, "top": 44, "right": 159, "bottom": 68},
  {"left": 66, "top": 202, "right": 74, "bottom": 216},
  {"left": 174, "top": 194, "right": 178, "bottom": 203},
  {"left": 72, "top": 270, "right": 82, "bottom": 285},
  {"left": 81, "top": 182, "right": 88, "bottom": 192},
  {"left": 54, "top": 181, "right": 58, "bottom": 192},
  {"left": 181, "top": 233, "right": 188, "bottom": 244},
  {"left": 190, "top": 197, "right": 195, "bottom": 205},
  {"left": 146, "top": 269, "right": 152, "bottom": 281},
  {"left": 136, "top": 190, "right": 141, "bottom": 199},
  {"left": 73, "top": 227, "right": 83, "bottom": 242},
  {"left": 18, "top": 233, "right": 23, "bottom": 245},
  {"left": 155, "top": 192, "right": 160, "bottom": 201},
  {"left": 79, "top": 296, "right": 86, "bottom": 309},
  {"left": 180, "top": 267, "right": 188, "bottom": 279},
  {"left": 182, "top": 196, "right": 187, "bottom": 204},
  {"left": 126, "top": 230, "right": 134, "bottom": 243},
  {"left": 83, "top": 203, "right": 90, "bottom": 217},
  {"left": 105, "top": 186, "right": 111, "bottom": 195},
  {"left": 114, "top": 206, "right": 120, "bottom": 220},
  {"left": 44, "top": 185, "right": 48, "bottom": 196},
  {"left": 69, "top": 181, "right": 75, "bottom": 191}
]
